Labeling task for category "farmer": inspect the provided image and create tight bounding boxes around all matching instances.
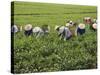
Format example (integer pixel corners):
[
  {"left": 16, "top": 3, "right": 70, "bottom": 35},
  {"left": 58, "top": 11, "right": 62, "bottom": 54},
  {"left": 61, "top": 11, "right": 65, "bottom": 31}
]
[
  {"left": 55, "top": 25, "right": 72, "bottom": 40},
  {"left": 66, "top": 21, "right": 78, "bottom": 36},
  {"left": 33, "top": 26, "right": 44, "bottom": 38},
  {"left": 75, "top": 23, "right": 85, "bottom": 36},
  {"left": 91, "top": 23, "right": 97, "bottom": 31},
  {"left": 83, "top": 17, "right": 92, "bottom": 31},
  {"left": 11, "top": 25, "right": 19, "bottom": 33},
  {"left": 89, "top": 18, "right": 97, "bottom": 31},
  {"left": 24, "top": 24, "right": 33, "bottom": 36},
  {"left": 83, "top": 17, "right": 92, "bottom": 24},
  {"left": 33, "top": 25, "right": 50, "bottom": 38}
]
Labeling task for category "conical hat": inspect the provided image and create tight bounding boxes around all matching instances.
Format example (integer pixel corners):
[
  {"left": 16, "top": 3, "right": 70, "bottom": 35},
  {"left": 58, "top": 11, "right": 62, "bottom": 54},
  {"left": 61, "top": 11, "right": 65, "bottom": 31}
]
[
  {"left": 78, "top": 23, "right": 85, "bottom": 29},
  {"left": 55, "top": 25, "right": 60, "bottom": 30},
  {"left": 66, "top": 23, "right": 70, "bottom": 27},
  {"left": 24, "top": 24, "right": 32, "bottom": 31},
  {"left": 69, "top": 20, "right": 73, "bottom": 23},
  {"left": 92, "top": 23, "right": 97, "bottom": 29}
]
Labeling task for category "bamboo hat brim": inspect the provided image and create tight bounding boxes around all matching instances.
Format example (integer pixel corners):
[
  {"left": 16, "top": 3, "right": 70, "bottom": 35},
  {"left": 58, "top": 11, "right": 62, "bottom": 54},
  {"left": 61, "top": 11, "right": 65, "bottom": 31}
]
[
  {"left": 24, "top": 24, "right": 32, "bottom": 31},
  {"left": 78, "top": 23, "right": 85, "bottom": 29}
]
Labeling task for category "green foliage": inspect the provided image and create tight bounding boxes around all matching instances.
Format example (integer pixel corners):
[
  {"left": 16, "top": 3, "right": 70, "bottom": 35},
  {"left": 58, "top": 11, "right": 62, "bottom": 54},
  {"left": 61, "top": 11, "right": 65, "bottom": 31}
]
[{"left": 12, "top": 2, "right": 97, "bottom": 73}]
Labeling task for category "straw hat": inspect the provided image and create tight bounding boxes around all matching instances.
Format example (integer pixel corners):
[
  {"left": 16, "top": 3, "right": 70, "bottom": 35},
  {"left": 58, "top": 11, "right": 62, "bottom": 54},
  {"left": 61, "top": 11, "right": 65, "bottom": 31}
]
[
  {"left": 69, "top": 20, "right": 73, "bottom": 23},
  {"left": 66, "top": 23, "right": 70, "bottom": 27},
  {"left": 92, "top": 23, "right": 97, "bottom": 29},
  {"left": 78, "top": 23, "right": 85, "bottom": 29},
  {"left": 55, "top": 25, "right": 60, "bottom": 30},
  {"left": 24, "top": 24, "right": 32, "bottom": 31}
]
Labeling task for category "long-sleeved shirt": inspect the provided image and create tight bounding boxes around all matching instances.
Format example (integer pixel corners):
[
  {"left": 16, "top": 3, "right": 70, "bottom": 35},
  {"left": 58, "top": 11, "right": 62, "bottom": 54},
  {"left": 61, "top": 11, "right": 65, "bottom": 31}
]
[{"left": 58, "top": 26, "right": 72, "bottom": 39}]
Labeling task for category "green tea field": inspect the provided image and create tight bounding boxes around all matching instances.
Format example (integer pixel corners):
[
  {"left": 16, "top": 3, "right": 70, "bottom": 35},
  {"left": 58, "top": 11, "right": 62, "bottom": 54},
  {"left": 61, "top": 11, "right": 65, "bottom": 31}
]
[{"left": 11, "top": 1, "right": 97, "bottom": 73}]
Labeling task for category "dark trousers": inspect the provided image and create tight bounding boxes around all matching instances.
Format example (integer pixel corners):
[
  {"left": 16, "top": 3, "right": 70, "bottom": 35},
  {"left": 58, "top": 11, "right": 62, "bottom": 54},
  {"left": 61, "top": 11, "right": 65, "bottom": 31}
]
[
  {"left": 77, "top": 28, "right": 85, "bottom": 35},
  {"left": 24, "top": 29, "right": 32, "bottom": 36}
]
